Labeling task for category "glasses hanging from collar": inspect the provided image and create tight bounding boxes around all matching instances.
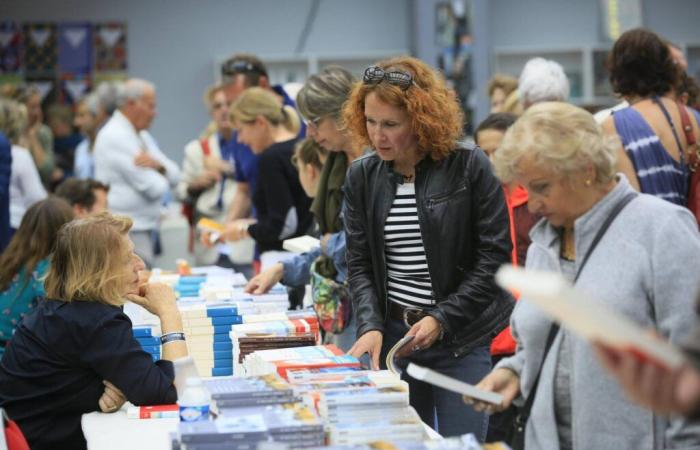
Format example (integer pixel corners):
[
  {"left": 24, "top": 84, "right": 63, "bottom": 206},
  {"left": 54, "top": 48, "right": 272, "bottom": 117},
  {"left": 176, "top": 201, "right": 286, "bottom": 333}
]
[{"left": 363, "top": 66, "right": 416, "bottom": 91}]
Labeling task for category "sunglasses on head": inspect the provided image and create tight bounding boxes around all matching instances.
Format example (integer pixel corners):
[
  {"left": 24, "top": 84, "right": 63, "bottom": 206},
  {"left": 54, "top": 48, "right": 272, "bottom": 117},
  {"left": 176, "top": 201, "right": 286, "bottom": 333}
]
[
  {"left": 363, "top": 66, "right": 415, "bottom": 91},
  {"left": 221, "top": 60, "right": 267, "bottom": 78}
]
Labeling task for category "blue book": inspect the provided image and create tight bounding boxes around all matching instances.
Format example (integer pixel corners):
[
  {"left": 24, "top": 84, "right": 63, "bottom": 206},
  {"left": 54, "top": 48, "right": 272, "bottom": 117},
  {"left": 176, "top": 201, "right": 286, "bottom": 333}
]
[
  {"left": 206, "top": 307, "right": 239, "bottom": 317},
  {"left": 210, "top": 367, "right": 234, "bottom": 377},
  {"left": 213, "top": 358, "right": 233, "bottom": 368},
  {"left": 178, "top": 276, "right": 207, "bottom": 285},
  {"left": 132, "top": 327, "right": 155, "bottom": 338},
  {"left": 213, "top": 334, "right": 233, "bottom": 343},
  {"left": 209, "top": 316, "right": 243, "bottom": 326}
]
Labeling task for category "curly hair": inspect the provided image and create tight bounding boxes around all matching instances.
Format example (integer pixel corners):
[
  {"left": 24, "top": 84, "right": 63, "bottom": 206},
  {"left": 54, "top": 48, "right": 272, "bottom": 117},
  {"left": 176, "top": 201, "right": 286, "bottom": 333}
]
[
  {"left": 607, "top": 28, "right": 680, "bottom": 98},
  {"left": 342, "top": 56, "right": 464, "bottom": 160}
]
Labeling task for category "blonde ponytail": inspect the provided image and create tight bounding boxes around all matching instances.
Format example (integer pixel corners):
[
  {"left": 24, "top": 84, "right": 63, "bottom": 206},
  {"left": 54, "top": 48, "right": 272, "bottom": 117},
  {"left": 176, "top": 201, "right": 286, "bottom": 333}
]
[{"left": 230, "top": 87, "right": 300, "bottom": 135}]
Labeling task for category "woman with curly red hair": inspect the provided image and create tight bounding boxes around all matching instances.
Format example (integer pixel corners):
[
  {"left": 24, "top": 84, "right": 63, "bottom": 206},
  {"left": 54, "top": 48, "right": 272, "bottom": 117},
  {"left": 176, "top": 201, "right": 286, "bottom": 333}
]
[{"left": 342, "top": 56, "right": 514, "bottom": 439}]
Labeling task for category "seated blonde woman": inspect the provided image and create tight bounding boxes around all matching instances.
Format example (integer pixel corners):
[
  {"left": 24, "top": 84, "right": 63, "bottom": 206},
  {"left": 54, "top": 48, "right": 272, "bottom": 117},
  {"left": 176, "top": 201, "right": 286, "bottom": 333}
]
[
  {"left": 468, "top": 102, "right": 700, "bottom": 449},
  {"left": 0, "top": 212, "right": 187, "bottom": 450}
]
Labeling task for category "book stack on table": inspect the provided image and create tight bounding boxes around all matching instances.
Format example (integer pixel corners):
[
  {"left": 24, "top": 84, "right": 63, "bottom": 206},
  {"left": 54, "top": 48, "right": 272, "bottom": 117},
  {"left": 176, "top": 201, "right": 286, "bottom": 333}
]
[
  {"left": 179, "top": 301, "right": 242, "bottom": 377},
  {"left": 317, "top": 385, "right": 426, "bottom": 445},
  {"left": 241, "top": 344, "right": 361, "bottom": 379},
  {"left": 132, "top": 325, "right": 161, "bottom": 361}
]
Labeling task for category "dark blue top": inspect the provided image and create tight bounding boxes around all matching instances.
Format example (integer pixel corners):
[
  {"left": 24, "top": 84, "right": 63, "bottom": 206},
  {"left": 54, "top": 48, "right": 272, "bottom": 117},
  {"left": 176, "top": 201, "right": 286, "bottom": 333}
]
[
  {"left": 613, "top": 106, "right": 689, "bottom": 205},
  {"left": 225, "top": 85, "right": 306, "bottom": 196},
  {"left": 0, "top": 299, "right": 177, "bottom": 450},
  {"left": 0, "top": 133, "right": 11, "bottom": 252}
]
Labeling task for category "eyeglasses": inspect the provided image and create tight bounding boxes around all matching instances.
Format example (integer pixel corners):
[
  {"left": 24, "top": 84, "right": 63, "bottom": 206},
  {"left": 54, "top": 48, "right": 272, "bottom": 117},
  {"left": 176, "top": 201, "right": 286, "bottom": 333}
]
[
  {"left": 221, "top": 59, "right": 268, "bottom": 78},
  {"left": 363, "top": 66, "right": 415, "bottom": 91}
]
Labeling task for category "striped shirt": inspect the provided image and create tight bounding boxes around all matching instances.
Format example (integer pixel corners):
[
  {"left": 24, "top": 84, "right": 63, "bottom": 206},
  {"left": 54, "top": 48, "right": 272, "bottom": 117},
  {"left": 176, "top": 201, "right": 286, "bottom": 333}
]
[
  {"left": 613, "top": 107, "right": 689, "bottom": 205},
  {"left": 384, "top": 183, "right": 435, "bottom": 308}
]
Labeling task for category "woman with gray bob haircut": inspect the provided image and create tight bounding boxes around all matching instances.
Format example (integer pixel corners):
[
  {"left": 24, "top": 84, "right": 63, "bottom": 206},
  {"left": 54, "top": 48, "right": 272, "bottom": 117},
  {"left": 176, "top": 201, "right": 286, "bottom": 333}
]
[
  {"left": 244, "top": 66, "right": 363, "bottom": 351},
  {"left": 467, "top": 102, "right": 700, "bottom": 449}
]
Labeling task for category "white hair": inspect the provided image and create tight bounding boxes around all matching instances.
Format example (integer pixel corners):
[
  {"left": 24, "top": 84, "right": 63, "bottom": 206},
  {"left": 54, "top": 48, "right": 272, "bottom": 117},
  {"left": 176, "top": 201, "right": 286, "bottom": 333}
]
[
  {"left": 518, "top": 57, "right": 570, "bottom": 107},
  {"left": 117, "top": 78, "right": 155, "bottom": 107}
]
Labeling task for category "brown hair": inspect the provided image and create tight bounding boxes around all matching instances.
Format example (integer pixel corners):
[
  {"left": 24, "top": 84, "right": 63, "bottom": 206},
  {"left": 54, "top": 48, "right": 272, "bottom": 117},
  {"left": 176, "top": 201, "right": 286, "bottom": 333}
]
[
  {"left": 221, "top": 53, "right": 268, "bottom": 87},
  {"left": 45, "top": 212, "right": 134, "bottom": 306},
  {"left": 55, "top": 178, "right": 109, "bottom": 210},
  {"left": 0, "top": 197, "right": 75, "bottom": 292},
  {"left": 342, "top": 56, "right": 464, "bottom": 160},
  {"left": 488, "top": 74, "right": 519, "bottom": 97},
  {"left": 607, "top": 28, "right": 680, "bottom": 98}
]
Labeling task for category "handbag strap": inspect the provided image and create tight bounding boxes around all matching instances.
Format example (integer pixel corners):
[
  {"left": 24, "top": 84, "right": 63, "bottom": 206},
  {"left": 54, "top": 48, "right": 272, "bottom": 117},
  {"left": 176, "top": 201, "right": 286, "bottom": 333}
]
[
  {"left": 675, "top": 101, "right": 700, "bottom": 172},
  {"left": 516, "top": 191, "right": 638, "bottom": 426}
]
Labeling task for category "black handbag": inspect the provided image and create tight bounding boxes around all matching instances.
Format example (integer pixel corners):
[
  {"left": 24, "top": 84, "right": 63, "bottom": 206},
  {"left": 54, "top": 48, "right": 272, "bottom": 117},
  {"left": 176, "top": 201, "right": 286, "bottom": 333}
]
[{"left": 509, "top": 192, "right": 637, "bottom": 450}]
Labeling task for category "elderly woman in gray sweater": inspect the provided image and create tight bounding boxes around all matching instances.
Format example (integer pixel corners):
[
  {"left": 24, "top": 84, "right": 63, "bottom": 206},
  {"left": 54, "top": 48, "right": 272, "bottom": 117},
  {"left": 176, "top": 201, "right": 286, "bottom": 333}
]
[{"left": 470, "top": 102, "right": 700, "bottom": 449}]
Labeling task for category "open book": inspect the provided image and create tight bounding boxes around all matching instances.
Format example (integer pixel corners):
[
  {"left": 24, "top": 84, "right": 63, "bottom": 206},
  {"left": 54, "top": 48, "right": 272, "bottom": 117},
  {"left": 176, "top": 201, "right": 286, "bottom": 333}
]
[
  {"left": 495, "top": 264, "right": 686, "bottom": 369},
  {"left": 283, "top": 235, "right": 320, "bottom": 253},
  {"left": 386, "top": 335, "right": 414, "bottom": 374},
  {"left": 406, "top": 363, "right": 503, "bottom": 405}
]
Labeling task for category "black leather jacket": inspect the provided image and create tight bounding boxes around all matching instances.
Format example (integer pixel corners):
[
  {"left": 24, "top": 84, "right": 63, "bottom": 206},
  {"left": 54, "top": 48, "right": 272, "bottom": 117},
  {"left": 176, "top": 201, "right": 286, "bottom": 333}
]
[{"left": 343, "top": 145, "right": 514, "bottom": 357}]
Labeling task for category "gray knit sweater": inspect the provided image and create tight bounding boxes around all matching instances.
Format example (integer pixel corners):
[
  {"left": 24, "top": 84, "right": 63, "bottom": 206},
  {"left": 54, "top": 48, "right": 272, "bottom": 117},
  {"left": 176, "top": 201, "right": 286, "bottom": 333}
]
[{"left": 497, "top": 175, "right": 700, "bottom": 450}]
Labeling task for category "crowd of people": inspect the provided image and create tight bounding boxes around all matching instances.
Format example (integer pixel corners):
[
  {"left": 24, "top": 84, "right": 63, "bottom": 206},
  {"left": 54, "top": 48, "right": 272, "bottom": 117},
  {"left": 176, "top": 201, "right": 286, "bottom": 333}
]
[{"left": 0, "top": 26, "right": 698, "bottom": 449}]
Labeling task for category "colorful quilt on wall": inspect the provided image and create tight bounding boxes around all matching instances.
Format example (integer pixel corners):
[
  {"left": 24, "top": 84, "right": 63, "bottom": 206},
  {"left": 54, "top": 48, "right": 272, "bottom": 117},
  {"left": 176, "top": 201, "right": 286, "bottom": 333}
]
[{"left": 0, "top": 21, "right": 127, "bottom": 105}]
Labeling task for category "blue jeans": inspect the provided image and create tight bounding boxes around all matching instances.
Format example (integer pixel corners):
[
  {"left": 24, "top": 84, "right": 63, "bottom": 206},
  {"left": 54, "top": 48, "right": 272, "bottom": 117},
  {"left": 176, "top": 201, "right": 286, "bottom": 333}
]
[{"left": 381, "top": 318, "right": 491, "bottom": 440}]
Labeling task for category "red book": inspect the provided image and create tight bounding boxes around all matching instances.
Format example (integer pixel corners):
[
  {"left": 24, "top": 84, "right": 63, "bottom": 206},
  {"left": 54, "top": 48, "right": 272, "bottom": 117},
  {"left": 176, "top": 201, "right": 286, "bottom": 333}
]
[{"left": 127, "top": 404, "right": 179, "bottom": 419}]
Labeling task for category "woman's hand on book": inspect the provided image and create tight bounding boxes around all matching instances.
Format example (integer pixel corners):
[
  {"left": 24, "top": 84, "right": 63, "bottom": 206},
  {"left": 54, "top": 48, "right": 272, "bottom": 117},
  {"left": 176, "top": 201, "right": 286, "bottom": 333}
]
[
  {"left": 464, "top": 368, "right": 520, "bottom": 414},
  {"left": 396, "top": 316, "right": 442, "bottom": 358},
  {"left": 245, "top": 263, "right": 284, "bottom": 294},
  {"left": 349, "top": 330, "right": 383, "bottom": 370}
]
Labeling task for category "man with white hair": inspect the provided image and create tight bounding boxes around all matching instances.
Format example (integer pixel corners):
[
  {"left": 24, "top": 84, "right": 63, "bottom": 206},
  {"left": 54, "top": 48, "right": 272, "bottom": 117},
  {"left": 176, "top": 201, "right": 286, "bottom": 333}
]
[
  {"left": 518, "top": 57, "right": 570, "bottom": 110},
  {"left": 94, "top": 78, "right": 180, "bottom": 267}
]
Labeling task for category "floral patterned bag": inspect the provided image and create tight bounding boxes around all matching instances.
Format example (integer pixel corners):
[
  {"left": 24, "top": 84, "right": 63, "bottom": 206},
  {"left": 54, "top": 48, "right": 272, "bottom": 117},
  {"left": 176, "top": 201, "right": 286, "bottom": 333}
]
[{"left": 310, "top": 259, "right": 351, "bottom": 334}]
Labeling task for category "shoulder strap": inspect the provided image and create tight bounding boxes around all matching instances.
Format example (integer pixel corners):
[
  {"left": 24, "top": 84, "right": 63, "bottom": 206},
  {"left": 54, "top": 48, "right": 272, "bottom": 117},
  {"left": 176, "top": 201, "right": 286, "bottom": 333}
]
[
  {"left": 200, "top": 138, "right": 211, "bottom": 156},
  {"left": 516, "top": 191, "right": 637, "bottom": 425},
  {"left": 652, "top": 97, "right": 685, "bottom": 164}
]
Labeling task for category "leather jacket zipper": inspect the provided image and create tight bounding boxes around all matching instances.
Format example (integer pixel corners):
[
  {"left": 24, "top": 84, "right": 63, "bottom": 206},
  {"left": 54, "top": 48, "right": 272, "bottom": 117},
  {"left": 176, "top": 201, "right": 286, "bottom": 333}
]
[{"left": 427, "top": 184, "right": 468, "bottom": 210}]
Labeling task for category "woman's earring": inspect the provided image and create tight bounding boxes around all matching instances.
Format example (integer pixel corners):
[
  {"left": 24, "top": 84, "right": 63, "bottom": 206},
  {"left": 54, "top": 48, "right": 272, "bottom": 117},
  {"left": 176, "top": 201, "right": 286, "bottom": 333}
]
[{"left": 585, "top": 179, "right": 592, "bottom": 186}]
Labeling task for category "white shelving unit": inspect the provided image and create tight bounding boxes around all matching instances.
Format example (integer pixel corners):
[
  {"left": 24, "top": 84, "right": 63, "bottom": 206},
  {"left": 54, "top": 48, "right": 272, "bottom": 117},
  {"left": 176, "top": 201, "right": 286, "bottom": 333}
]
[{"left": 213, "top": 49, "right": 410, "bottom": 86}]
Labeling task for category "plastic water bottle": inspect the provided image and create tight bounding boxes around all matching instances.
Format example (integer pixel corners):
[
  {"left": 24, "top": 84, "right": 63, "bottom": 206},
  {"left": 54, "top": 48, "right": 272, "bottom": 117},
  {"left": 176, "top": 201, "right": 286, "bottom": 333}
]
[{"left": 178, "top": 377, "right": 210, "bottom": 422}]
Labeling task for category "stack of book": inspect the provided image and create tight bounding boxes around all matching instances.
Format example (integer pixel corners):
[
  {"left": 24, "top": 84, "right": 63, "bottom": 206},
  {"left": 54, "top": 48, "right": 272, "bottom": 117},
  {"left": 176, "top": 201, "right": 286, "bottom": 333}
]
[
  {"left": 241, "top": 345, "right": 361, "bottom": 379},
  {"left": 180, "top": 302, "right": 242, "bottom": 377},
  {"left": 205, "top": 375, "right": 297, "bottom": 410},
  {"left": 316, "top": 385, "right": 426, "bottom": 445},
  {"left": 173, "top": 275, "right": 208, "bottom": 299},
  {"left": 232, "top": 332, "right": 317, "bottom": 367},
  {"left": 178, "top": 415, "right": 269, "bottom": 450},
  {"left": 132, "top": 325, "right": 160, "bottom": 361},
  {"left": 218, "top": 403, "right": 325, "bottom": 449}
]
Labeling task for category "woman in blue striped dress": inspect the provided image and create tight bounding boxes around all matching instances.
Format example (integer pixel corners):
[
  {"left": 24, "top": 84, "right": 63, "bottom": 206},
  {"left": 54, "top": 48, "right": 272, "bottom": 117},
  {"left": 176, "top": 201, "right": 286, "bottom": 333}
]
[{"left": 602, "top": 28, "right": 694, "bottom": 206}]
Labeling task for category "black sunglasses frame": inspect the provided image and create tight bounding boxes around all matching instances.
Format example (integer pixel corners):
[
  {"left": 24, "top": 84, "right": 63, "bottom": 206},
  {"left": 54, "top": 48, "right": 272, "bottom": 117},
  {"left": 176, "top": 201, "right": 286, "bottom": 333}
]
[{"left": 363, "top": 66, "right": 415, "bottom": 91}]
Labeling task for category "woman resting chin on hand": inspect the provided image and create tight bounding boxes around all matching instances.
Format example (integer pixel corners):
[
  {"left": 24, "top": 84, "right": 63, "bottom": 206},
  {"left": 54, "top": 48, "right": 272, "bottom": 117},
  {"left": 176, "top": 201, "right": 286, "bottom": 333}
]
[{"left": 0, "top": 212, "right": 188, "bottom": 450}]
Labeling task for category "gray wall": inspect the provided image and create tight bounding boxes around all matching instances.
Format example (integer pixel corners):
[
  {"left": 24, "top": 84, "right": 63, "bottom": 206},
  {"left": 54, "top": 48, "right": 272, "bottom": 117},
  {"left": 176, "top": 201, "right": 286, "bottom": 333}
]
[{"left": 3, "top": 0, "right": 412, "bottom": 162}]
